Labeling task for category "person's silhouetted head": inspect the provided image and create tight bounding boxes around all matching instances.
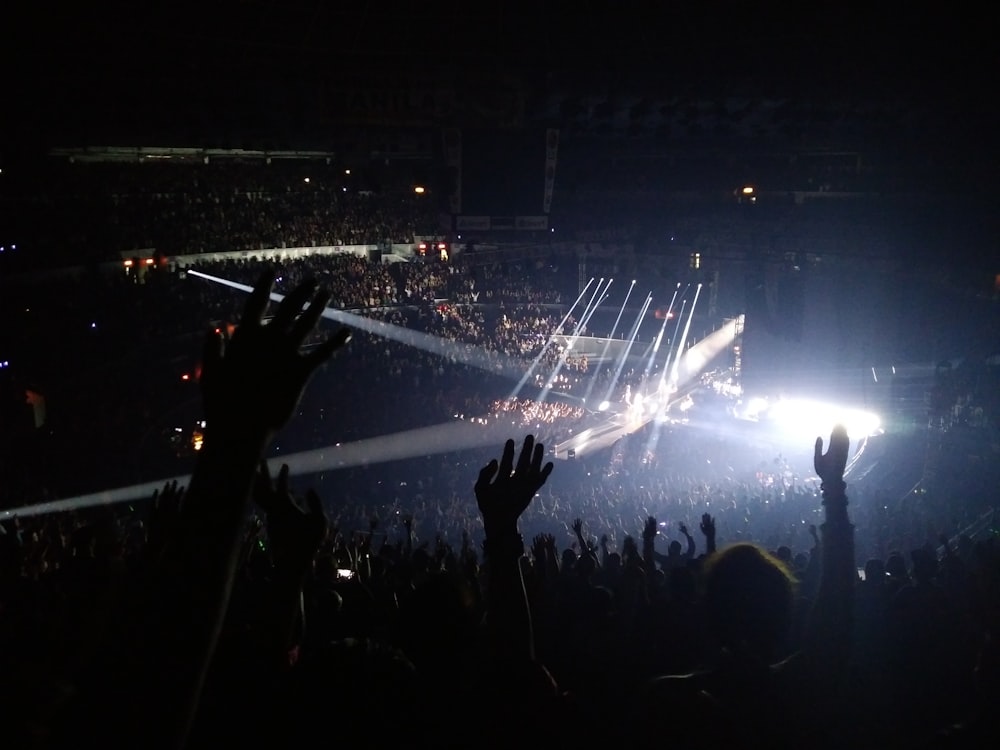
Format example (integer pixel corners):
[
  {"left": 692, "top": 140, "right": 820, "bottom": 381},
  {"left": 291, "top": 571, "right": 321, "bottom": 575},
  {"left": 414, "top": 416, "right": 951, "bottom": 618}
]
[
  {"left": 864, "top": 557, "right": 885, "bottom": 584},
  {"left": 703, "top": 543, "right": 797, "bottom": 660}
]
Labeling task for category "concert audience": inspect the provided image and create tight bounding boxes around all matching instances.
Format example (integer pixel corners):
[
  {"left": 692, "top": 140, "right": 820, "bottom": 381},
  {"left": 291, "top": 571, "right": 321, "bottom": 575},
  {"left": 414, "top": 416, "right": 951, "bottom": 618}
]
[{"left": 1, "top": 269, "right": 998, "bottom": 750}]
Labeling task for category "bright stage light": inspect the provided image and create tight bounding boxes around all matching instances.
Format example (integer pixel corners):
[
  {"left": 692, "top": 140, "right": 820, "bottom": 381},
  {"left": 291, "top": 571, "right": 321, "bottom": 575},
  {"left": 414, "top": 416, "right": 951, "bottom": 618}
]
[
  {"left": 744, "top": 396, "right": 769, "bottom": 419},
  {"left": 765, "top": 398, "right": 881, "bottom": 440},
  {"left": 598, "top": 400, "right": 610, "bottom": 412}
]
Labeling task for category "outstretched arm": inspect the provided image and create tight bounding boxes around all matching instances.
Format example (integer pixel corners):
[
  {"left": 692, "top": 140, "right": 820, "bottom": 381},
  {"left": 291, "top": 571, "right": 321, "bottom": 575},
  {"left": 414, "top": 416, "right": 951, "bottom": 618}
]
[
  {"left": 804, "top": 426, "right": 855, "bottom": 680},
  {"left": 699, "top": 513, "right": 717, "bottom": 556},
  {"left": 253, "top": 461, "right": 329, "bottom": 661},
  {"left": 69, "top": 273, "right": 349, "bottom": 750},
  {"left": 679, "top": 522, "right": 696, "bottom": 560},
  {"left": 475, "top": 435, "right": 553, "bottom": 662}
]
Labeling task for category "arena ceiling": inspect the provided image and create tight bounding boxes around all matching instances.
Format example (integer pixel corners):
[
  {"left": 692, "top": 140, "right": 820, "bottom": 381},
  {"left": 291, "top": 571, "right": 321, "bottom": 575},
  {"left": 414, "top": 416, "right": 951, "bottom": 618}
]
[{"left": 4, "top": 3, "right": 998, "bottom": 163}]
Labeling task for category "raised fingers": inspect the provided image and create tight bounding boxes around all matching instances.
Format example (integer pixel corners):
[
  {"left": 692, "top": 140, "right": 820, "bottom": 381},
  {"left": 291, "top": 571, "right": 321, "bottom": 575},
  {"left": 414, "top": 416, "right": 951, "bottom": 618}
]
[
  {"left": 270, "top": 279, "right": 317, "bottom": 332},
  {"left": 289, "top": 286, "right": 332, "bottom": 343},
  {"left": 498, "top": 438, "right": 516, "bottom": 478},
  {"left": 243, "top": 270, "right": 275, "bottom": 325}
]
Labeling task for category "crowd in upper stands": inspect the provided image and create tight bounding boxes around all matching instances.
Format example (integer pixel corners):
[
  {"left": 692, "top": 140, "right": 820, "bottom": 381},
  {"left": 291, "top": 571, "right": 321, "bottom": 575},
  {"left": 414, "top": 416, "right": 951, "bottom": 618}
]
[{"left": 6, "top": 159, "right": 441, "bottom": 266}]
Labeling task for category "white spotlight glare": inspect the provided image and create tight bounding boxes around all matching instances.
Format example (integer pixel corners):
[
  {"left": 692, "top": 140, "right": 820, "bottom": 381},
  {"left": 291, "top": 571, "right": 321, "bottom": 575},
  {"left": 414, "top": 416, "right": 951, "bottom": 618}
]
[{"left": 767, "top": 398, "right": 881, "bottom": 439}]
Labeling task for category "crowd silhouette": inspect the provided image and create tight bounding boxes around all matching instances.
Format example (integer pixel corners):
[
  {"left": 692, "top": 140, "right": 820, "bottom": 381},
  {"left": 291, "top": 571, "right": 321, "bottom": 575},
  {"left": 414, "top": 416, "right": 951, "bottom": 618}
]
[{"left": 1, "top": 269, "right": 998, "bottom": 749}]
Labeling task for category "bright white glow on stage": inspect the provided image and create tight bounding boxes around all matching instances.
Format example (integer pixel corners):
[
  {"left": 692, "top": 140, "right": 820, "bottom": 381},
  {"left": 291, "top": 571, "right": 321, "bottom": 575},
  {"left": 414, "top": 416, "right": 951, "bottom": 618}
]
[
  {"left": 670, "top": 313, "right": 741, "bottom": 388},
  {"left": 747, "top": 396, "right": 881, "bottom": 440}
]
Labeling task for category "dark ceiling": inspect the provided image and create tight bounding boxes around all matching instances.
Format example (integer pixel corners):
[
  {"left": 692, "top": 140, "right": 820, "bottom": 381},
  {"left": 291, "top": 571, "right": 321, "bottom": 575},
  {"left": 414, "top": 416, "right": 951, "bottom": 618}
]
[{"left": 4, "top": 3, "right": 998, "bottom": 157}]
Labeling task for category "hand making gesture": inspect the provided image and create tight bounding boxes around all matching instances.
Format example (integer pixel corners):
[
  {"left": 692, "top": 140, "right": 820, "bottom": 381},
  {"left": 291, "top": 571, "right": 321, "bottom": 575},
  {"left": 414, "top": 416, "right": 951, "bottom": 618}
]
[
  {"left": 814, "top": 425, "right": 850, "bottom": 493},
  {"left": 475, "top": 434, "right": 553, "bottom": 538},
  {"left": 200, "top": 270, "right": 351, "bottom": 440}
]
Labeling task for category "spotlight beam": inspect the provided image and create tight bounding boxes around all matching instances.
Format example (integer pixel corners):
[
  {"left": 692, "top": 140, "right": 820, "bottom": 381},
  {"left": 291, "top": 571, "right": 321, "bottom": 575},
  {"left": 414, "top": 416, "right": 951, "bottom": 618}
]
[
  {"left": 600, "top": 293, "right": 653, "bottom": 406},
  {"left": 538, "top": 279, "right": 612, "bottom": 401},
  {"left": 0, "top": 418, "right": 522, "bottom": 521},
  {"left": 641, "top": 284, "right": 681, "bottom": 386},
  {"left": 669, "top": 284, "right": 703, "bottom": 386},
  {"left": 582, "top": 280, "right": 636, "bottom": 405},
  {"left": 506, "top": 278, "right": 596, "bottom": 399},
  {"left": 189, "top": 269, "right": 526, "bottom": 381},
  {"left": 659, "top": 287, "right": 690, "bottom": 389}
]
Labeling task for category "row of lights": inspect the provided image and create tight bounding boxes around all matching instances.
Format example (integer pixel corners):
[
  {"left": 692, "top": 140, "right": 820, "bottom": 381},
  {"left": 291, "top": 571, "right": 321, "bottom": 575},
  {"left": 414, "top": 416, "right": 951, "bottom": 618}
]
[{"left": 301, "top": 172, "right": 426, "bottom": 195}]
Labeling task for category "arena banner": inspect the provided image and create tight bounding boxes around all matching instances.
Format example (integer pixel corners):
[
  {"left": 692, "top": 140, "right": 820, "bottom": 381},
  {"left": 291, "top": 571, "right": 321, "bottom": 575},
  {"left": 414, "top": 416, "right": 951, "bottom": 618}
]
[
  {"left": 456, "top": 215, "right": 491, "bottom": 231},
  {"left": 319, "top": 78, "right": 456, "bottom": 127},
  {"left": 515, "top": 215, "right": 548, "bottom": 230}
]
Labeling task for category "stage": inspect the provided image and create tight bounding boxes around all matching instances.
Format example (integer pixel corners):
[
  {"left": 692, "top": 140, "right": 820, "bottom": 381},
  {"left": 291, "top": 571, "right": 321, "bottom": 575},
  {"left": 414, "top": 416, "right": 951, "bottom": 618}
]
[{"left": 553, "top": 381, "right": 698, "bottom": 460}]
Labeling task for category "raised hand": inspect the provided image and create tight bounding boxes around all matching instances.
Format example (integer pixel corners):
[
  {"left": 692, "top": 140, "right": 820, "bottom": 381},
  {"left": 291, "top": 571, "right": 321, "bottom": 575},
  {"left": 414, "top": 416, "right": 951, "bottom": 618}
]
[
  {"left": 642, "top": 516, "right": 657, "bottom": 543},
  {"left": 531, "top": 534, "right": 549, "bottom": 562},
  {"left": 543, "top": 533, "right": 557, "bottom": 555},
  {"left": 622, "top": 535, "right": 639, "bottom": 564},
  {"left": 699, "top": 513, "right": 715, "bottom": 539},
  {"left": 254, "top": 461, "right": 328, "bottom": 574},
  {"left": 678, "top": 522, "right": 690, "bottom": 536},
  {"left": 146, "top": 480, "right": 186, "bottom": 564},
  {"left": 200, "top": 271, "right": 351, "bottom": 440},
  {"left": 814, "top": 424, "right": 850, "bottom": 488},
  {"left": 571, "top": 518, "right": 584, "bottom": 536},
  {"left": 475, "top": 435, "right": 553, "bottom": 538}
]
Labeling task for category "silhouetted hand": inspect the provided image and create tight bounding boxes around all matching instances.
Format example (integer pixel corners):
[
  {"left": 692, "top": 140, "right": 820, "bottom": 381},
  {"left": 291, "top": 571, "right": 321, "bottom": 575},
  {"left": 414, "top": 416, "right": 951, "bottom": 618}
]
[
  {"left": 571, "top": 518, "right": 584, "bottom": 536},
  {"left": 814, "top": 425, "right": 849, "bottom": 488},
  {"left": 531, "top": 534, "right": 551, "bottom": 563},
  {"left": 699, "top": 513, "right": 715, "bottom": 539},
  {"left": 642, "top": 516, "right": 657, "bottom": 543},
  {"left": 622, "top": 535, "right": 639, "bottom": 563},
  {"left": 543, "top": 534, "right": 557, "bottom": 555},
  {"left": 475, "top": 434, "right": 553, "bottom": 538},
  {"left": 678, "top": 522, "right": 690, "bottom": 537},
  {"left": 254, "top": 461, "right": 328, "bottom": 574},
  {"left": 147, "top": 480, "right": 185, "bottom": 564},
  {"left": 200, "top": 271, "right": 351, "bottom": 440}
]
